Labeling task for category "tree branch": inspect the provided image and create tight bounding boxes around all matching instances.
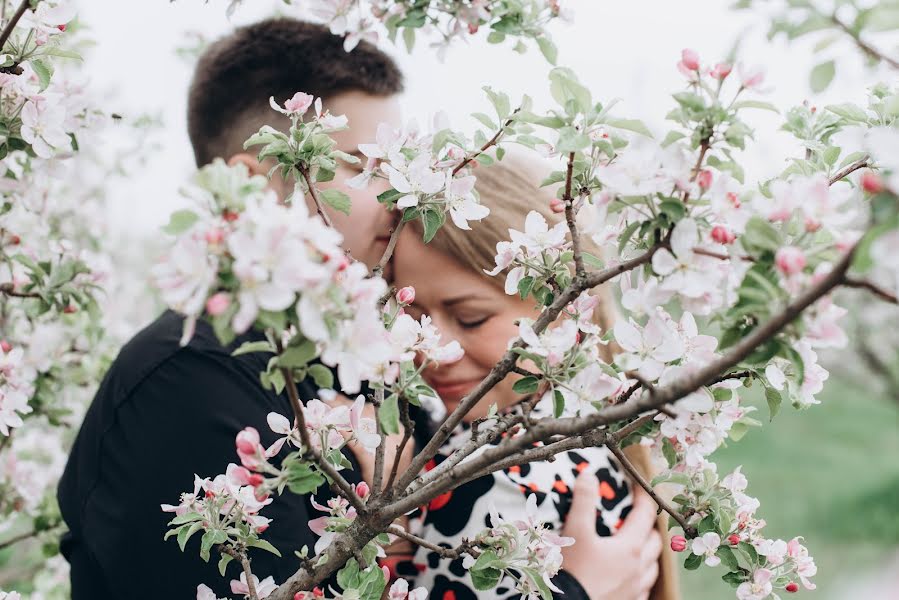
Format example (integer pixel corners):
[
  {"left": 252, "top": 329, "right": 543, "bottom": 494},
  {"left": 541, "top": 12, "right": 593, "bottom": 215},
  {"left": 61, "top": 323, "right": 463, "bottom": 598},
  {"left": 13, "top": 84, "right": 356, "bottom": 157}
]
[
  {"left": 844, "top": 277, "right": 898, "bottom": 304},
  {"left": 606, "top": 442, "right": 696, "bottom": 537},
  {"left": 299, "top": 165, "right": 333, "bottom": 228},
  {"left": 831, "top": 15, "right": 899, "bottom": 70},
  {"left": 0, "top": 0, "right": 33, "bottom": 51},
  {"left": 222, "top": 545, "right": 260, "bottom": 600},
  {"left": 387, "top": 525, "right": 478, "bottom": 560},
  {"left": 829, "top": 156, "right": 870, "bottom": 185},
  {"left": 0, "top": 283, "right": 41, "bottom": 298},
  {"left": 562, "top": 152, "right": 586, "bottom": 278},
  {"left": 452, "top": 110, "right": 519, "bottom": 175},
  {"left": 372, "top": 219, "right": 405, "bottom": 278}
]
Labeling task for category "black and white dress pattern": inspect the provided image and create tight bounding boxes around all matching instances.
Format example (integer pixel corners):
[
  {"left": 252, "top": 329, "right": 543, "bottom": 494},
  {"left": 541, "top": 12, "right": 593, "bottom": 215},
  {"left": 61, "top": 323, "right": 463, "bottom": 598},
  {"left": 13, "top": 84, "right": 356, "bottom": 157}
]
[{"left": 406, "top": 400, "right": 634, "bottom": 600}]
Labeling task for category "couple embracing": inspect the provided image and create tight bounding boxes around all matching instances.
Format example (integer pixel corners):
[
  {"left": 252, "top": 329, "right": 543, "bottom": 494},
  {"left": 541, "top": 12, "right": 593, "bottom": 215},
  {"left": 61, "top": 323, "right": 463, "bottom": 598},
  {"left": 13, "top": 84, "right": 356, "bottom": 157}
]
[{"left": 58, "top": 18, "right": 678, "bottom": 600}]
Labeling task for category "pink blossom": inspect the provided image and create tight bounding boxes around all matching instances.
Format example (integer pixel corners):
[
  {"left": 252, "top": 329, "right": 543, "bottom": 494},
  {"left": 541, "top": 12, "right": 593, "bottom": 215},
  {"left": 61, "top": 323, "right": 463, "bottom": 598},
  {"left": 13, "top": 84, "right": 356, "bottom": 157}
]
[
  {"left": 697, "top": 169, "right": 713, "bottom": 190},
  {"left": 230, "top": 572, "right": 277, "bottom": 598},
  {"left": 736, "top": 569, "right": 773, "bottom": 600},
  {"left": 775, "top": 246, "right": 806, "bottom": 276},
  {"left": 711, "top": 225, "right": 736, "bottom": 245},
  {"left": 235, "top": 427, "right": 263, "bottom": 469},
  {"left": 861, "top": 171, "right": 884, "bottom": 193},
  {"left": 670, "top": 535, "right": 687, "bottom": 552},
  {"left": 738, "top": 64, "right": 766, "bottom": 90},
  {"left": 710, "top": 62, "right": 732, "bottom": 80},
  {"left": 691, "top": 532, "right": 722, "bottom": 566},
  {"left": 680, "top": 48, "right": 700, "bottom": 71}
]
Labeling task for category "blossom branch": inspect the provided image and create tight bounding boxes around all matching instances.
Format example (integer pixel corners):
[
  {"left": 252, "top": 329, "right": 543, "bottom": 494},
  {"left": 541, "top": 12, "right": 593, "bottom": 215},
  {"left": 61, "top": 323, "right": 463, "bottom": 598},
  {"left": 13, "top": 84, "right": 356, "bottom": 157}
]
[
  {"left": 372, "top": 219, "right": 405, "bottom": 278},
  {"left": 383, "top": 397, "right": 413, "bottom": 498},
  {"left": 298, "top": 165, "right": 333, "bottom": 228},
  {"left": 0, "top": 0, "right": 33, "bottom": 51},
  {"left": 829, "top": 156, "right": 870, "bottom": 185},
  {"left": 452, "top": 110, "right": 519, "bottom": 175},
  {"left": 0, "top": 283, "right": 41, "bottom": 298},
  {"left": 562, "top": 151, "right": 586, "bottom": 278},
  {"left": 371, "top": 388, "right": 386, "bottom": 496},
  {"left": 606, "top": 442, "right": 696, "bottom": 536},
  {"left": 386, "top": 525, "right": 478, "bottom": 560},
  {"left": 830, "top": 14, "right": 899, "bottom": 70},
  {"left": 0, "top": 527, "right": 39, "bottom": 551},
  {"left": 222, "top": 545, "right": 260, "bottom": 600},
  {"left": 844, "top": 277, "right": 899, "bottom": 304}
]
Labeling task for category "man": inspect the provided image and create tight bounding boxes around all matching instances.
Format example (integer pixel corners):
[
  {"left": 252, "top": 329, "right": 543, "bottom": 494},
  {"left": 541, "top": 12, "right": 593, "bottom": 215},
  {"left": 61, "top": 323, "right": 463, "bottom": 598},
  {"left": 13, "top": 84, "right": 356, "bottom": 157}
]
[{"left": 57, "top": 18, "right": 404, "bottom": 599}]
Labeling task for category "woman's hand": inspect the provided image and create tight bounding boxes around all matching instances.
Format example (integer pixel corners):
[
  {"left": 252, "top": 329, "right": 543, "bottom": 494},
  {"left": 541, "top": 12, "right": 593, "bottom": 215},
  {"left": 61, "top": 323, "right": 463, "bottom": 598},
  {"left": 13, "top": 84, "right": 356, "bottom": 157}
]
[{"left": 561, "top": 471, "right": 662, "bottom": 600}]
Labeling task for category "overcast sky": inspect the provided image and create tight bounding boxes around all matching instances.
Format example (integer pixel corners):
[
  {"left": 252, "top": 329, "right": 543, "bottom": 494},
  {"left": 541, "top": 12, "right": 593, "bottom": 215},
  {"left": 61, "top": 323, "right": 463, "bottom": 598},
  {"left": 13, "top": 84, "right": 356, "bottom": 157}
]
[{"left": 77, "top": 0, "right": 887, "bottom": 237}]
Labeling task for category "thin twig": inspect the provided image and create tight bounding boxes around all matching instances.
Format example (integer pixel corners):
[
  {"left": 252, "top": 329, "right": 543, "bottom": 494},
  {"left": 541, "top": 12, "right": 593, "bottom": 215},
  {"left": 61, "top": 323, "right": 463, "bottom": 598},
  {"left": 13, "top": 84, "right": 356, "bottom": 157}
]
[
  {"left": 0, "top": 283, "right": 40, "bottom": 298},
  {"left": 609, "top": 412, "right": 659, "bottom": 442},
  {"left": 387, "top": 525, "right": 478, "bottom": 560},
  {"left": 222, "top": 546, "right": 260, "bottom": 600},
  {"left": 371, "top": 388, "right": 386, "bottom": 497},
  {"left": 829, "top": 156, "right": 870, "bottom": 185},
  {"left": 383, "top": 397, "right": 413, "bottom": 497},
  {"left": 372, "top": 219, "right": 405, "bottom": 278},
  {"left": 562, "top": 152, "right": 586, "bottom": 278},
  {"left": 299, "top": 165, "right": 333, "bottom": 228},
  {"left": 0, "top": 0, "right": 32, "bottom": 51},
  {"left": 453, "top": 110, "right": 519, "bottom": 175},
  {"left": 0, "top": 527, "right": 38, "bottom": 551},
  {"left": 607, "top": 442, "right": 696, "bottom": 537},
  {"left": 831, "top": 15, "right": 899, "bottom": 70},
  {"left": 844, "top": 277, "right": 899, "bottom": 304}
]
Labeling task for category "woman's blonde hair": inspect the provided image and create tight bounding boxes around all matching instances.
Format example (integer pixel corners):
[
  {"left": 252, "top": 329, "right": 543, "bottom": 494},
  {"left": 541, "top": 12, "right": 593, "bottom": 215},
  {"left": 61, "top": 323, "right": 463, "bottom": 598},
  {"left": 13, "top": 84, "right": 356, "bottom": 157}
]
[{"left": 415, "top": 152, "right": 680, "bottom": 600}]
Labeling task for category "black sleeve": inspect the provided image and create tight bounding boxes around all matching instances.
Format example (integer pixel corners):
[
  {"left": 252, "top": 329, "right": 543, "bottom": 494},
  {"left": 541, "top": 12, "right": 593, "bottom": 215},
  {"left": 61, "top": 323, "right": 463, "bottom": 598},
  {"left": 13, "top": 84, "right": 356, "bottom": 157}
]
[
  {"left": 70, "top": 349, "right": 339, "bottom": 600},
  {"left": 551, "top": 569, "right": 591, "bottom": 600}
]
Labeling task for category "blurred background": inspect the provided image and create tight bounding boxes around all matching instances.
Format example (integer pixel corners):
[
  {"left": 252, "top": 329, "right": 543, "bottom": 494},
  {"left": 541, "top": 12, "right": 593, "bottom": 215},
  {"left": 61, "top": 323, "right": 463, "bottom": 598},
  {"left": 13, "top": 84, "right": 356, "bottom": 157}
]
[{"left": 3, "top": 0, "right": 898, "bottom": 598}]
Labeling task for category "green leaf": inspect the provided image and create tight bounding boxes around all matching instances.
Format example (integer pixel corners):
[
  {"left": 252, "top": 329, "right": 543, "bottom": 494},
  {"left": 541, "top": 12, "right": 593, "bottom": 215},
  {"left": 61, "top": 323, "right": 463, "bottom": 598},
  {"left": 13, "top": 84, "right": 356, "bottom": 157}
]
[
  {"left": 483, "top": 86, "right": 511, "bottom": 121},
  {"left": 472, "top": 112, "right": 498, "bottom": 131},
  {"left": 163, "top": 210, "right": 200, "bottom": 235},
  {"left": 661, "top": 131, "right": 686, "bottom": 147},
  {"left": 247, "top": 539, "right": 282, "bottom": 557},
  {"left": 606, "top": 117, "right": 653, "bottom": 138},
  {"left": 379, "top": 394, "right": 401, "bottom": 435},
  {"left": 307, "top": 364, "right": 334, "bottom": 389},
  {"left": 218, "top": 551, "right": 234, "bottom": 576},
  {"left": 662, "top": 437, "right": 677, "bottom": 468},
  {"left": 319, "top": 189, "right": 351, "bottom": 215},
  {"left": 199, "top": 530, "right": 227, "bottom": 562},
  {"left": 517, "top": 275, "right": 535, "bottom": 300},
  {"left": 722, "top": 570, "right": 749, "bottom": 587},
  {"left": 402, "top": 26, "right": 416, "bottom": 52},
  {"left": 285, "top": 460, "right": 326, "bottom": 494},
  {"left": 277, "top": 339, "right": 317, "bottom": 368},
  {"left": 742, "top": 216, "right": 782, "bottom": 254},
  {"left": 809, "top": 60, "right": 835, "bottom": 93},
  {"left": 470, "top": 567, "right": 503, "bottom": 590},
  {"left": 716, "top": 546, "right": 741, "bottom": 571},
  {"left": 422, "top": 209, "right": 445, "bottom": 243},
  {"left": 512, "top": 376, "right": 540, "bottom": 394},
  {"left": 232, "top": 341, "right": 273, "bottom": 357},
  {"left": 684, "top": 553, "right": 702, "bottom": 570},
  {"left": 536, "top": 36, "right": 558, "bottom": 65},
  {"left": 732, "top": 100, "right": 780, "bottom": 113},
  {"left": 552, "top": 389, "right": 565, "bottom": 418},
  {"left": 825, "top": 103, "right": 869, "bottom": 123},
  {"left": 765, "top": 386, "right": 782, "bottom": 421},
  {"left": 548, "top": 67, "right": 592, "bottom": 114},
  {"left": 31, "top": 59, "right": 53, "bottom": 91},
  {"left": 176, "top": 522, "right": 204, "bottom": 552}
]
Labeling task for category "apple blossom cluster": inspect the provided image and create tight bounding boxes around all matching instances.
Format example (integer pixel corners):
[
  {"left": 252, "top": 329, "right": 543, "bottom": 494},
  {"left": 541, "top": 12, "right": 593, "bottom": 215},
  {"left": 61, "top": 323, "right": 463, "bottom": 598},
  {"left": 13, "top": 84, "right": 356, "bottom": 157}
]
[
  {"left": 466, "top": 495, "right": 574, "bottom": 599},
  {"left": 228, "top": 0, "right": 567, "bottom": 60}
]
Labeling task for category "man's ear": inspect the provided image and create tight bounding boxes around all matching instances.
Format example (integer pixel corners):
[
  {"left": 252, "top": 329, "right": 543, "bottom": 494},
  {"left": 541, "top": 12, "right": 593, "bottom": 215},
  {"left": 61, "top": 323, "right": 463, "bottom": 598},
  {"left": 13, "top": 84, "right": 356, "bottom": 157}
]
[{"left": 227, "top": 152, "right": 266, "bottom": 176}]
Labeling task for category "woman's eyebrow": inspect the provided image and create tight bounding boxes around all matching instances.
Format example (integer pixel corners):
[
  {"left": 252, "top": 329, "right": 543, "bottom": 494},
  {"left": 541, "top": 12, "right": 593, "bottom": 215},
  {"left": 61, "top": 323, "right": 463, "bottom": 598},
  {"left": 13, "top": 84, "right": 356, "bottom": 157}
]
[{"left": 442, "top": 294, "right": 489, "bottom": 307}]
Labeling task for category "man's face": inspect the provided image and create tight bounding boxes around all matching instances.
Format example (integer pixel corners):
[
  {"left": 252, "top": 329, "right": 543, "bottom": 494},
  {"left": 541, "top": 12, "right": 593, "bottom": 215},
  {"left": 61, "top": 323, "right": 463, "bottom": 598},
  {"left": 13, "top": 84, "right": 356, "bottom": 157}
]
[{"left": 315, "top": 91, "right": 403, "bottom": 271}]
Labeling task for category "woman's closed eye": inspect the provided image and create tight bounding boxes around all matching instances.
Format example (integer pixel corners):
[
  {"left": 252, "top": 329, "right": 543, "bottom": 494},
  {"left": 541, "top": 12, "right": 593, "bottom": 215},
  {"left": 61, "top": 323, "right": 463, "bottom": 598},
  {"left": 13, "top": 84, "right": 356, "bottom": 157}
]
[{"left": 457, "top": 315, "right": 490, "bottom": 329}]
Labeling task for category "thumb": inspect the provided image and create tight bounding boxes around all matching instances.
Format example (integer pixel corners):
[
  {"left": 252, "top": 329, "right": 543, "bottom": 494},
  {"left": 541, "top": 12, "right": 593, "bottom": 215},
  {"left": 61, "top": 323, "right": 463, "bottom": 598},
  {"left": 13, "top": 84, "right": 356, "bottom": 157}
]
[{"left": 562, "top": 470, "right": 599, "bottom": 537}]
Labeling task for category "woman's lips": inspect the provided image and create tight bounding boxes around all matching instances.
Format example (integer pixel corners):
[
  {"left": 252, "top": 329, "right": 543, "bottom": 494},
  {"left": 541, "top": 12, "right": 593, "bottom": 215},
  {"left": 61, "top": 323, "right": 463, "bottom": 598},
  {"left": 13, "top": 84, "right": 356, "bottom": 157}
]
[{"left": 431, "top": 378, "right": 482, "bottom": 402}]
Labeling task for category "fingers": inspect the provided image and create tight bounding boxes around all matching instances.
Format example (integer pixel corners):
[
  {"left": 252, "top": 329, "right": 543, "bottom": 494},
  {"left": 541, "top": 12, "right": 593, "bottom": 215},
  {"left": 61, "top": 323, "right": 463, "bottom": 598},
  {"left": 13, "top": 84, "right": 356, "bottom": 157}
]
[
  {"left": 562, "top": 471, "right": 600, "bottom": 536},
  {"left": 638, "top": 558, "right": 659, "bottom": 598},
  {"left": 641, "top": 529, "right": 663, "bottom": 564},
  {"left": 618, "top": 485, "right": 658, "bottom": 538}
]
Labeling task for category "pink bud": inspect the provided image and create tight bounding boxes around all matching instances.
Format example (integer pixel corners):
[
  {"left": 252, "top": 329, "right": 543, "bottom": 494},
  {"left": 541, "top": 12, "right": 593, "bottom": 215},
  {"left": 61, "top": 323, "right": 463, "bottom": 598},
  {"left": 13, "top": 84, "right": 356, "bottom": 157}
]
[
  {"left": 670, "top": 535, "right": 688, "bottom": 552},
  {"left": 728, "top": 534, "right": 740, "bottom": 546},
  {"left": 549, "top": 198, "right": 565, "bottom": 214},
  {"left": 804, "top": 217, "right": 821, "bottom": 233},
  {"left": 356, "top": 481, "right": 370, "bottom": 498},
  {"left": 785, "top": 582, "right": 799, "bottom": 593},
  {"left": 0, "top": 340, "right": 10, "bottom": 353},
  {"left": 285, "top": 92, "right": 314, "bottom": 115},
  {"left": 681, "top": 49, "right": 700, "bottom": 71},
  {"left": 467, "top": 23, "right": 479, "bottom": 34},
  {"left": 711, "top": 225, "right": 736, "bottom": 245},
  {"left": 775, "top": 246, "right": 807, "bottom": 276},
  {"left": 63, "top": 304, "right": 78, "bottom": 314},
  {"left": 396, "top": 286, "right": 416, "bottom": 305},
  {"left": 236, "top": 427, "right": 261, "bottom": 455},
  {"left": 223, "top": 210, "right": 239, "bottom": 222},
  {"left": 57, "top": 24, "right": 66, "bottom": 32},
  {"left": 206, "top": 292, "right": 231, "bottom": 316},
  {"left": 8, "top": 234, "right": 20, "bottom": 245},
  {"left": 861, "top": 171, "right": 884, "bottom": 194},
  {"left": 711, "top": 62, "right": 732, "bottom": 80},
  {"left": 697, "top": 169, "right": 713, "bottom": 190},
  {"left": 205, "top": 228, "right": 225, "bottom": 245},
  {"left": 256, "top": 522, "right": 269, "bottom": 533},
  {"left": 248, "top": 473, "right": 265, "bottom": 487},
  {"left": 727, "top": 192, "right": 741, "bottom": 208}
]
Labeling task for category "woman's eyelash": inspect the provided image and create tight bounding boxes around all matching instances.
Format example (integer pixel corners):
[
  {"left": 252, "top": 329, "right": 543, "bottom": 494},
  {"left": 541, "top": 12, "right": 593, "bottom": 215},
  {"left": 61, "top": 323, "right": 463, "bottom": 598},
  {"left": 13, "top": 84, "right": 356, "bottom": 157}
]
[{"left": 459, "top": 316, "right": 489, "bottom": 329}]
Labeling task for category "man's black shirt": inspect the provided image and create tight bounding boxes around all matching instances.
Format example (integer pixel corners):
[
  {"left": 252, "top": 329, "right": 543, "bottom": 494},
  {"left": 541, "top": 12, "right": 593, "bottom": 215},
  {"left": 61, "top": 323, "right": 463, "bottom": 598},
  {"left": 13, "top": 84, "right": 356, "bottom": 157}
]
[{"left": 57, "top": 310, "right": 354, "bottom": 599}]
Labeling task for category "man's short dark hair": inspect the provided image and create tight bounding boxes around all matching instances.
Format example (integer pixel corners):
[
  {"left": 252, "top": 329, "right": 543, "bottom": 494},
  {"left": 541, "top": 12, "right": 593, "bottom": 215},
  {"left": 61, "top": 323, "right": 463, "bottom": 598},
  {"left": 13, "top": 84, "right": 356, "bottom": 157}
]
[{"left": 187, "top": 18, "right": 404, "bottom": 167}]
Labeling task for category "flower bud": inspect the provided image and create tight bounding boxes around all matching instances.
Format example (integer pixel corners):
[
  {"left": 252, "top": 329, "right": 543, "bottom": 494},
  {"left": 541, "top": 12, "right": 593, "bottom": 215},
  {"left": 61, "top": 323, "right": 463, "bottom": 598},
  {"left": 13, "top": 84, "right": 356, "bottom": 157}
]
[
  {"left": 206, "top": 292, "right": 231, "bottom": 316},
  {"left": 205, "top": 228, "right": 225, "bottom": 245},
  {"left": 711, "top": 62, "right": 732, "bottom": 80},
  {"left": 861, "top": 171, "right": 884, "bottom": 194},
  {"left": 711, "top": 225, "right": 736, "bottom": 245},
  {"left": 396, "top": 286, "right": 416, "bottom": 305},
  {"left": 785, "top": 582, "right": 799, "bottom": 593},
  {"left": 775, "top": 246, "right": 807, "bottom": 276},
  {"left": 0, "top": 340, "right": 11, "bottom": 353},
  {"left": 697, "top": 170, "right": 713, "bottom": 190},
  {"left": 57, "top": 24, "right": 67, "bottom": 32},
  {"left": 63, "top": 304, "right": 78, "bottom": 314},
  {"left": 236, "top": 427, "right": 261, "bottom": 455},
  {"left": 728, "top": 534, "right": 740, "bottom": 546},
  {"left": 670, "top": 535, "right": 688, "bottom": 552},
  {"left": 681, "top": 49, "right": 700, "bottom": 71},
  {"left": 549, "top": 198, "right": 566, "bottom": 214},
  {"left": 248, "top": 473, "right": 265, "bottom": 487},
  {"left": 8, "top": 234, "right": 20, "bottom": 245},
  {"left": 223, "top": 210, "right": 239, "bottom": 222},
  {"left": 356, "top": 481, "right": 371, "bottom": 499}
]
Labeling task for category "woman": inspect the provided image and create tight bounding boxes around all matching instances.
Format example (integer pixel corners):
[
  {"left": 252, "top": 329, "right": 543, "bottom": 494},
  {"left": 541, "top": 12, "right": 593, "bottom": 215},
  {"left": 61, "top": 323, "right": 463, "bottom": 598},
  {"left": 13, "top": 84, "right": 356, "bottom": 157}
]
[{"left": 392, "top": 154, "right": 679, "bottom": 600}]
